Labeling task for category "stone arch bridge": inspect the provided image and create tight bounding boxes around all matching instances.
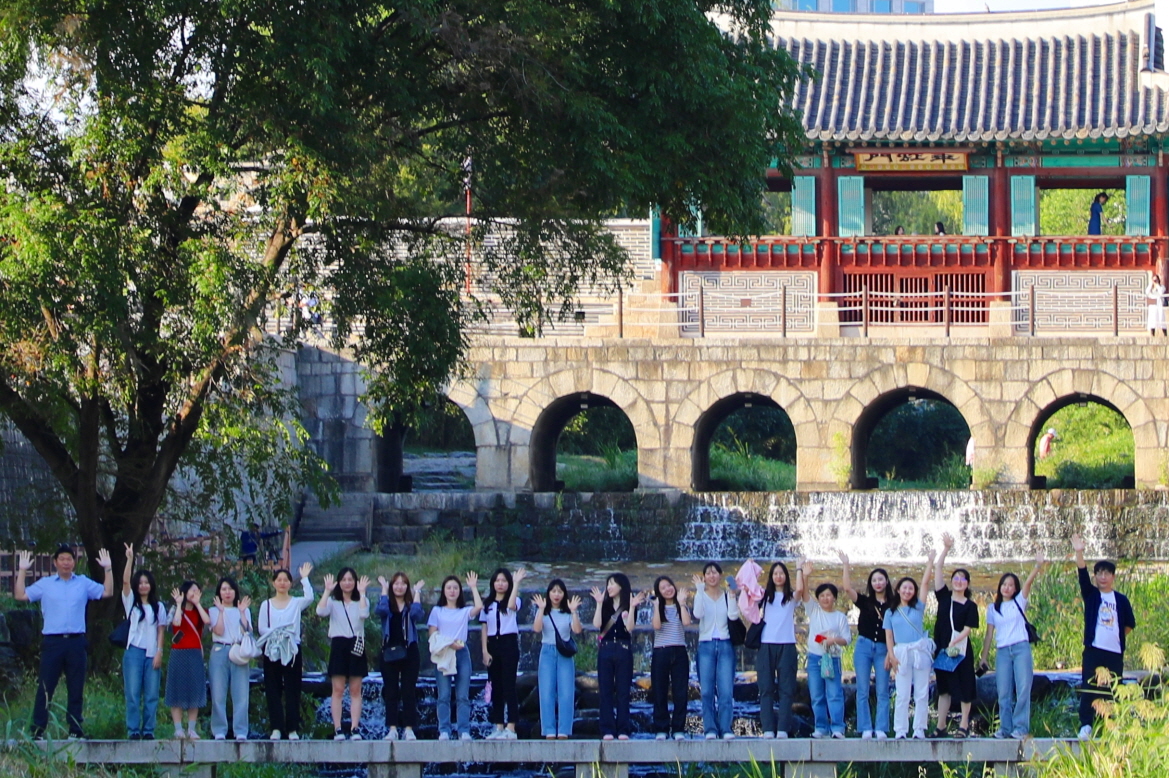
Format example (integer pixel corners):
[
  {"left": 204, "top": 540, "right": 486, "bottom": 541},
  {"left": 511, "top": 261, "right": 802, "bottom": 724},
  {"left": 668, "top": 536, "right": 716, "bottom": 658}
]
[{"left": 430, "top": 337, "right": 1168, "bottom": 491}]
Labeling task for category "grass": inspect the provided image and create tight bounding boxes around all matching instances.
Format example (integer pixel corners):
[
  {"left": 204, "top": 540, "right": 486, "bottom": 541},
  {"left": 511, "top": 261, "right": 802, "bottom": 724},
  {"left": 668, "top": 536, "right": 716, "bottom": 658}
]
[
  {"left": 878, "top": 452, "right": 971, "bottom": 490},
  {"left": 558, "top": 451, "right": 638, "bottom": 492},
  {"left": 1034, "top": 405, "right": 1134, "bottom": 489},
  {"left": 709, "top": 446, "right": 795, "bottom": 491}
]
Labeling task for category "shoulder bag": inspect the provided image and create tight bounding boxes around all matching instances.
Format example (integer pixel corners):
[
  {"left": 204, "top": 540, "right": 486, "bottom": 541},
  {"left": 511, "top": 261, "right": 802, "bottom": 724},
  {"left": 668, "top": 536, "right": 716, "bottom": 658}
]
[
  {"left": 724, "top": 592, "right": 746, "bottom": 647},
  {"left": 744, "top": 600, "right": 765, "bottom": 651},
  {"left": 1015, "top": 599, "right": 1041, "bottom": 644},
  {"left": 342, "top": 602, "right": 366, "bottom": 657},
  {"left": 932, "top": 601, "right": 964, "bottom": 672},
  {"left": 549, "top": 611, "right": 577, "bottom": 658},
  {"left": 109, "top": 615, "right": 132, "bottom": 648}
]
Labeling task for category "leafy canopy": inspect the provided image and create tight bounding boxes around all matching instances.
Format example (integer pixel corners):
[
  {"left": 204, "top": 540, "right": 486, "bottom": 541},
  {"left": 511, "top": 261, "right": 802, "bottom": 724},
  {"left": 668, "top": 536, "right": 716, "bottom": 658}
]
[{"left": 0, "top": 0, "right": 807, "bottom": 559}]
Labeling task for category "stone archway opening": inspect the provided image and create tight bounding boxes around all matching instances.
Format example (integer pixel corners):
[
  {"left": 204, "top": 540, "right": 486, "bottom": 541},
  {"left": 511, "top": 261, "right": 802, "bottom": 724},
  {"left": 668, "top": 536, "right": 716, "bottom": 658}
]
[
  {"left": 1029, "top": 394, "right": 1134, "bottom": 489},
  {"left": 530, "top": 393, "right": 637, "bottom": 492},
  {"left": 852, "top": 388, "right": 971, "bottom": 490},
  {"left": 692, "top": 393, "right": 796, "bottom": 491},
  {"left": 376, "top": 398, "right": 476, "bottom": 492}
]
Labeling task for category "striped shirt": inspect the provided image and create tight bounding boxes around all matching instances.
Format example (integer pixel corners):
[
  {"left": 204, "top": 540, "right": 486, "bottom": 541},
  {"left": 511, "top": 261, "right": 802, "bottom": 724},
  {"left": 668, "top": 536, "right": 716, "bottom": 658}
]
[{"left": 654, "top": 604, "right": 686, "bottom": 648}]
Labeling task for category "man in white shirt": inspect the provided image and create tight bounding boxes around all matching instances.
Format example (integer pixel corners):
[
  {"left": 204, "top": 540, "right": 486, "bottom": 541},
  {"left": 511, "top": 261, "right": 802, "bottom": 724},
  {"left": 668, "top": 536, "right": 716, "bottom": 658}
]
[{"left": 15, "top": 544, "right": 113, "bottom": 739}]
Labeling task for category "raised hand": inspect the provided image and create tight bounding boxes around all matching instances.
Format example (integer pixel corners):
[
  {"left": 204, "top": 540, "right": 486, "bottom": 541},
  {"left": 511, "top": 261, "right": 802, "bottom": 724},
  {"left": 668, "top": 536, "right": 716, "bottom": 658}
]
[
  {"left": 1036, "top": 549, "right": 1046, "bottom": 565},
  {"left": 214, "top": 596, "right": 224, "bottom": 611},
  {"left": 677, "top": 587, "right": 689, "bottom": 606},
  {"left": 124, "top": 542, "right": 135, "bottom": 561},
  {"left": 590, "top": 586, "right": 605, "bottom": 604},
  {"left": 377, "top": 576, "right": 389, "bottom": 592},
  {"left": 16, "top": 550, "right": 32, "bottom": 571},
  {"left": 691, "top": 573, "right": 704, "bottom": 590},
  {"left": 96, "top": 548, "right": 113, "bottom": 569},
  {"left": 414, "top": 579, "right": 425, "bottom": 596},
  {"left": 531, "top": 593, "right": 546, "bottom": 612},
  {"left": 298, "top": 562, "right": 313, "bottom": 579},
  {"left": 465, "top": 571, "right": 479, "bottom": 589},
  {"left": 357, "top": 575, "right": 370, "bottom": 594},
  {"left": 1071, "top": 533, "right": 1085, "bottom": 553},
  {"left": 172, "top": 587, "right": 183, "bottom": 605},
  {"left": 567, "top": 595, "right": 582, "bottom": 612},
  {"left": 323, "top": 574, "right": 337, "bottom": 593},
  {"left": 927, "top": 548, "right": 937, "bottom": 562},
  {"left": 239, "top": 595, "right": 252, "bottom": 611},
  {"left": 836, "top": 549, "right": 849, "bottom": 565},
  {"left": 513, "top": 568, "right": 527, "bottom": 585},
  {"left": 631, "top": 590, "right": 647, "bottom": 608},
  {"left": 941, "top": 532, "right": 955, "bottom": 550}
]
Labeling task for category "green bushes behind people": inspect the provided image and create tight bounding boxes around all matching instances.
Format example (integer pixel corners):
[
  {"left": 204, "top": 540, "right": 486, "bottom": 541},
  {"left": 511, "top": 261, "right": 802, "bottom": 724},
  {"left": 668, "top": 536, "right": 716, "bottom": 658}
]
[{"left": 1034, "top": 404, "right": 1134, "bottom": 489}]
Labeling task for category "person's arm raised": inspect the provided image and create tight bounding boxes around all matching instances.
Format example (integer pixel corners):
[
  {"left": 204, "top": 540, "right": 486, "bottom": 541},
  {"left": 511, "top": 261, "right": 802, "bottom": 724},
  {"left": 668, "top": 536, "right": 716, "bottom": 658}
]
[
  {"left": 1021, "top": 549, "right": 1045, "bottom": 600},
  {"left": 935, "top": 533, "right": 953, "bottom": 593},
  {"left": 837, "top": 550, "right": 858, "bottom": 603},
  {"left": 13, "top": 551, "right": 31, "bottom": 602},
  {"left": 122, "top": 543, "right": 134, "bottom": 597}
]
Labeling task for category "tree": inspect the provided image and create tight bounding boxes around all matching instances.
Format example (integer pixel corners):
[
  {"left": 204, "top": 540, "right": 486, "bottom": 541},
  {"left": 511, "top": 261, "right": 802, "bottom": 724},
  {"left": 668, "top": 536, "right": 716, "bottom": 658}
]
[{"left": 0, "top": 0, "right": 808, "bottom": 578}]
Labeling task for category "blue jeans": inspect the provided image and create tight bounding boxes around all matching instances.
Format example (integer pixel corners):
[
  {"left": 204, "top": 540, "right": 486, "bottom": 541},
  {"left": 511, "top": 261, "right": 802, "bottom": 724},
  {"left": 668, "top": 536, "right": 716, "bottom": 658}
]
[
  {"left": 538, "top": 644, "right": 576, "bottom": 737},
  {"left": 209, "top": 644, "right": 250, "bottom": 738},
  {"left": 757, "top": 643, "right": 798, "bottom": 736},
  {"left": 995, "top": 641, "right": 1033, "bottom": 737},
  {"left": 853, "top": 637, "right": 890, "bottom": 735},
  {"left": 696, "top": 639, "right": 735, "bottom": 737},
  {"left": 32, "top": 635, "right": 88, "bottom": 736},
  {"left": 123, "top": 646, "right": 161, "bottom": 737},
  {"left": 435, "top": 647, "right": 471, "bottom": 736},
  {"left": 806, "top": 653, "right": 846, "bottom": 735}
]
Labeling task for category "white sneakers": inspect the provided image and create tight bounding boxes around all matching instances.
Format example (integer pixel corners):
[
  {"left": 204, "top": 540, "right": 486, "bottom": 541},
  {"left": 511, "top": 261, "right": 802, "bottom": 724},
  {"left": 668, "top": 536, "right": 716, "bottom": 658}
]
[
  {"left": 832, "top": 732, "right": 845, "bottom": 739},
  {"left": 385, "top": 727, "right": 399, "bottom": 741},
  {"left": 722, "top": 733, "right": 735, "bottom": 740},
  {"left": 459, "top": 732, "right": 472, "bottom": 741},
  {"left": 875, "top": 731, "right": 888, "bottom": 740},
  {"left": 403, "top": 729, "right": 417, "bottom": 740},
  {"left": 673, "top": 733, "right": 686, "bottom": 741},
  {"left": 1079, "top": 725, "right": 1093, "bottom": 741},
  {"left": 655, "top": 733, "right": 667, "bottom": 741},
  {"left": 704, "top": 732, "right": 717, "bottom": 740},
  {"left": 861, "top": 731, "right": 873, "bottom": 740},
  {"left": 288, "top": 732, "right": 300, "bottom": 740},
  {"left": 438, "top": 732, "right": 450, "bottom": 741},
  {"left": 761, "top": 731, "right": 776, "bottom": 740},
  {"left": 270, "top": 730, "right": 281, "bottom": 740}
]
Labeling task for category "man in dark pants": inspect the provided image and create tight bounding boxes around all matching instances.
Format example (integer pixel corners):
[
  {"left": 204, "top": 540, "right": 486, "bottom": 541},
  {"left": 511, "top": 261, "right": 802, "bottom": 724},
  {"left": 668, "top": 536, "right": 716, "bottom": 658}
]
[
  {"left": 14, "top": 544, "right": 114, "bottom": 739},
  {"left": 1071, "top": 533, "right": 1136, "bottom": 741}
]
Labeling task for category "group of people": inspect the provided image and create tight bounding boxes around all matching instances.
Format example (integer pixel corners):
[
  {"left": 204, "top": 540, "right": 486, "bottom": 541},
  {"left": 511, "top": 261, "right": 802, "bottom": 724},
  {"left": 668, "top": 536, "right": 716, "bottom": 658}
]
[{"left": 13, "top": 533, "right": 1134, "bottom": 743}]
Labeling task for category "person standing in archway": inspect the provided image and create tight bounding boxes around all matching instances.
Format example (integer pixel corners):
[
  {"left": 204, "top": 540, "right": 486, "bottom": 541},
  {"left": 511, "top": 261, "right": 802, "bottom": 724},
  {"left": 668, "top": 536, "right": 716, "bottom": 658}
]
[{"left": 1037, "top": 429, "right": 1057, "bottom": 460}]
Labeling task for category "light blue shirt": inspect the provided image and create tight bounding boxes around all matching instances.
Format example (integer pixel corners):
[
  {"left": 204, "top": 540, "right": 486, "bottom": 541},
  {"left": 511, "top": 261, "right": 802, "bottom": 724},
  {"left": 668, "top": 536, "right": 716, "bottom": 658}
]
[
  {"left": 886, "top": 600, "right": 927, "bottom": 645},
  {"left": 25, "top": 574, "right": 106, "bottom": 635}
]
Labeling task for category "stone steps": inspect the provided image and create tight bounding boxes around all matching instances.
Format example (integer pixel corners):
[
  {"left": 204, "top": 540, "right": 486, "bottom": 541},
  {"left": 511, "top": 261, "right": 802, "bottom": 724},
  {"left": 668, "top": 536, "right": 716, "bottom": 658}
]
[{"left": 296, "top": 493, "right": 373, "bottom": 542}]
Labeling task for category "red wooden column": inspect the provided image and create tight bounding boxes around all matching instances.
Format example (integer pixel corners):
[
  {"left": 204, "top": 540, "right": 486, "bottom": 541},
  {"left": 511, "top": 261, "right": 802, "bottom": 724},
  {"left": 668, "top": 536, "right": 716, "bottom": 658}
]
[
  {"left": 817, "top": 144, "right": 838, "bottom": 300},
  {"left": 989, "top": 146, "right": 1011, "bottom": 298},
  {"left": 1154, "top": 149, "right": 1169, "bottom": 282}
]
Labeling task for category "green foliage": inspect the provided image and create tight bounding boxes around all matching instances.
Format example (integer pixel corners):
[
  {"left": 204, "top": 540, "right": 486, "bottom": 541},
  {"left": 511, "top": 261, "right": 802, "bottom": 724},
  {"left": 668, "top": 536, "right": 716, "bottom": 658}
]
[
  {"left": 1034, "top": 404, "right": 1133, "bottom": 489},
  {"left": 1036, "top": 644, "right": 1169, "bottom": 778},
  {"left": 762, "top": 192, "right": 792, "bottom": 235},
  {"left": 0, "top": 0, "right": 807, "bottom": 567},
  {"left": 879, "top": 452, "right": 971, "bottom": 490},
  {"left": 872, "top": 191, "right": 964, "bottom": 236},
  {"left": 558, "top": 407, "right": 637, "bottom": 456},
  {"left": 709, "top": 445, "right": 796, "bottom": 491},
  {"left": 408, "top": 399, "right": 476, "bottom": 453},
  {"left": 1040, "top": 189, "right": 1126, "bottom": 236},
  {"left": 558, "top": 452, "right": 639, "bottom": 493},
  {"left": 344, "top": 535, "right": 501, "bottom": 596},
  {"left": 867, "top": 400, "right": 970, "bottom": 483},
  {"left": 712, "top": 407, "right": 796, "bottom": 464}
]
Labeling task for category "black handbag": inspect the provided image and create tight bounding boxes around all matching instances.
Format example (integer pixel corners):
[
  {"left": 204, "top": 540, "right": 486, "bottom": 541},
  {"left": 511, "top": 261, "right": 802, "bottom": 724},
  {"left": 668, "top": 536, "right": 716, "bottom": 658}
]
[
  {"left": 1015, "top": 600, "right": 1041, "bottom": 644},
  {"left": 550, "top": 614, "right": 577, "bottom": 658},
  {"left": 724, "top": 593, "right": 746, "bottom": 646},
  {"left": 109, "top": 618, "right": 131, "bottom": 648},
  {"left": 382, "top": 606, "right": 409, "bottom": 663},
  {"left": 382, "top": 644, "right": 408, "bottom": 663},
  {"left": 744, "top": 601, "right": 765, "bottom": 651}
]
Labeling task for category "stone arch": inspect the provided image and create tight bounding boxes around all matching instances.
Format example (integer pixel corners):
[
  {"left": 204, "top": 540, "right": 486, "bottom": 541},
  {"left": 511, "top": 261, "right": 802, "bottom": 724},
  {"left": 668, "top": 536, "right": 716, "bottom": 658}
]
[
  {"left": 445, "top": 381, "right": 502, "bottom": 448},
  {"left": 689, "top": 394, "right": 797, "bottom": 491},
  {"left": 839, "top": 364, "right": 990, "bottom": 490},
  {"left": 673, "top": 369, "right": 816, "bottom": 491},
  {"left": 1003, "top": 368, "right": 1157, "bottom": 487},
  {"left": 510, "top": 369, "right": 660, "bottom": 491}
]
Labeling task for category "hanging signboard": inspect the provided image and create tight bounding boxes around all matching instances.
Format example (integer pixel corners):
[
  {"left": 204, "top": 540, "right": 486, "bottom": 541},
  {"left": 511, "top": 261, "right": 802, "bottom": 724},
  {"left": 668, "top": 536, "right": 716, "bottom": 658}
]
[{"left": 852, "top": 149, "right": 969, "bottom": 172}]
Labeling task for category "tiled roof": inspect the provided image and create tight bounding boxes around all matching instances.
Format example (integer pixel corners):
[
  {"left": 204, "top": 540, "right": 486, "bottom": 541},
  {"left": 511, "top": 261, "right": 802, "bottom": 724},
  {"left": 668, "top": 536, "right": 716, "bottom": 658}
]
[{"left": 769, "top": 0, "right": 1169, "bottom": 142}]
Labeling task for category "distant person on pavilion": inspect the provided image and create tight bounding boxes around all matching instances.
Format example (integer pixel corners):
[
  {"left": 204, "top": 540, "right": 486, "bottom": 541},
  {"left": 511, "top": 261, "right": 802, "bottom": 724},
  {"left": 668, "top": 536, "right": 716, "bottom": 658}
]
[
  {"left": 1087, "top": 192, "right": 1109, "bottom": 235},
  {"left": 934, "top": 222, "right": 946, "bottom": 236}
]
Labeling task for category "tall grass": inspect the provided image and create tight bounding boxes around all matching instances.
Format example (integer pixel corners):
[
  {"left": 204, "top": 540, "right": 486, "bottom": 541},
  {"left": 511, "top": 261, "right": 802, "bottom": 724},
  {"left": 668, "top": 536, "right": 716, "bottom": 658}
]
[
  {"left": 558, "top": 451, "right": 638, "bottom": 492},
  {"left": 1033, "top": 404, "right": 1134, "bottom": 489},
  {"left": 709, "top": 446, "right": 795, "bottom": 492}
]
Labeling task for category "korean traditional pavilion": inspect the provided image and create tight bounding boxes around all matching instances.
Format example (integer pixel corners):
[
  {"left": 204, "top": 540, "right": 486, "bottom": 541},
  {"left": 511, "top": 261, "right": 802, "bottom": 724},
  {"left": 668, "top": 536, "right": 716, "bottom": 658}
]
[{"left": 660, "top": 0, "right": 1169, "bottom": 335}]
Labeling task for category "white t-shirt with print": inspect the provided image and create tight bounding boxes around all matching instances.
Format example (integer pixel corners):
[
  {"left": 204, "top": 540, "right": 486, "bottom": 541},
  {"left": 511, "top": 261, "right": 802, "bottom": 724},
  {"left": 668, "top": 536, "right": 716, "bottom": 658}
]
[{"left": 1093, "top": 591, "right": 1123, "bottom": 654}]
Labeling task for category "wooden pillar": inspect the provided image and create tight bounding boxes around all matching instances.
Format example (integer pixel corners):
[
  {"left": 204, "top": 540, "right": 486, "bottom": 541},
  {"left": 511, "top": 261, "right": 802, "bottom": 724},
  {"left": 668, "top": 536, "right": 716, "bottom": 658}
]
[
  {"left": 1154, "top": 149, "right": 1169, "bottom": 281},
  {"left": 990, "top": 146, "right": 1011, "bottom": 298},
  {"left": 818, "top": 144, "right": 838, "bottom": 300}
]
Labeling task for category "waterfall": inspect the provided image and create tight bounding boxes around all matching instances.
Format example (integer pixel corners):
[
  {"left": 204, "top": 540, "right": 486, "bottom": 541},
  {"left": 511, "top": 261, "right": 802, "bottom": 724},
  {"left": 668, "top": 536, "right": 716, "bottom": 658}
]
[{"left": 676, "top": 490, "right": 1169, "bottom": 562}]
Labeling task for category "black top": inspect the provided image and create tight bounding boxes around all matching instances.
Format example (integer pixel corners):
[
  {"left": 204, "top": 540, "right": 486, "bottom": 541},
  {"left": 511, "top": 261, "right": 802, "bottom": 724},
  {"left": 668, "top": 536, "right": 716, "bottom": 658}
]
[
  {"left": 853, "top": 593, "right": 891, "bottom": 642},
  {"left": 600, "top": 602, "right": 631, "bottom": 644},
  {"left": 933, "top": 586, "right": 980, "bottom": 649}
]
